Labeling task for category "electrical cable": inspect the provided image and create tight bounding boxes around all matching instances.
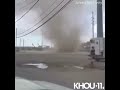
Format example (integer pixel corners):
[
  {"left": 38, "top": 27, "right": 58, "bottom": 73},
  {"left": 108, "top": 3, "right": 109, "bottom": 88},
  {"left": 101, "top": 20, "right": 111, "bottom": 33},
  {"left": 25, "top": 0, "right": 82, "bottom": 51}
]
[
  {"left": 17, "top": 0, "right": 73, "bottom": 38},
  {"left": 17, "top": 0, "right": 58, "bottom": 35},
  {"left": 15, "top": 0, "right": 39, "bottom": 23}
]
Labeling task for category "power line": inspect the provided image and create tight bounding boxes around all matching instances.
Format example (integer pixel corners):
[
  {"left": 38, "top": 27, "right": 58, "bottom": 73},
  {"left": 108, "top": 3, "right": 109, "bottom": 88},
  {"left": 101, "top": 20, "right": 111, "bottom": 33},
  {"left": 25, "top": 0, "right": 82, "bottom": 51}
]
[
  {"left": 17, "top": 0, "right": 73, "bottom": 38},
  {"left": 18, "top": 0, "right": 57, "bottom": 35},
  {"left": 33, "top": 0, "right": 57, "bottom": 21},
  {"left": 19, "top": 0, "right": 37, "bottom": 11},
  {"left": 15, "top": 0, "right": 37, "bottom": 19},
  {"left": 18, "top": 0, "right": 61, "bottom": 35},
  {"left": 15, "top": 0, "right": 39, "bottom": 23}
]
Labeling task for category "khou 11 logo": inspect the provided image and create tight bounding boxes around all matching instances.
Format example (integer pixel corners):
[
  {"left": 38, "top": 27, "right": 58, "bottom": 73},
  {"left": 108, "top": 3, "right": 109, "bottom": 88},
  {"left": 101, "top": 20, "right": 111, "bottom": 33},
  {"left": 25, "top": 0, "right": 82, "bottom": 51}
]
[{"left": 74, "top": 82, "right": 105, "bottom": 89}]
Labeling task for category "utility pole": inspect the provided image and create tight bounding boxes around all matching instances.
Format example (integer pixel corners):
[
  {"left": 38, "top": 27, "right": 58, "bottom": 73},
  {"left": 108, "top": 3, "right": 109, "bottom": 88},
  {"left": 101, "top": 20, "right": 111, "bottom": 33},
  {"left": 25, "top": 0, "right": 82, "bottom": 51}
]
[
  {"left": 92, "top": 11, "right": 94, "bottom": 38},
  {"left": 16, "top": 28, "right": 17, "bottom": 46},
  {"left": 19, "top": 38, "right": 21, "bottom": 51},
  {"left": 23, "top": 39, "right": 24, "bottom": 51},
  {"left": 19, "top": 38, "right": 21, "bottom": 46},
  {"left": 41, "top": 30, "right": 43, "bottom": 47}
]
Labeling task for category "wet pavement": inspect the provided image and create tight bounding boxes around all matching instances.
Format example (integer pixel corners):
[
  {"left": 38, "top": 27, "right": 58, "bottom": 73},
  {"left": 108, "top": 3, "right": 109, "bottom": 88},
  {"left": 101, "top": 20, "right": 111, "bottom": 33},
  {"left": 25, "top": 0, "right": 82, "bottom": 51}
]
[
  {"left": 18, "top": 62, "right": 105, "bottom": 71},
  {"left": 15, "top": 51, "right": 105, "bottom": 90}
]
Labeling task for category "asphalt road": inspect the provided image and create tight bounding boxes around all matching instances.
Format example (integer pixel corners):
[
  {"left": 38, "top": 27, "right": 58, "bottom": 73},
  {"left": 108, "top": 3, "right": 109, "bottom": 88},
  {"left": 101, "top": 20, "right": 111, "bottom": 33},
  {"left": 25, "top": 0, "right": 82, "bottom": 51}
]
[{"left": 15, "top": 51, "right": 105, "bottom": 90}]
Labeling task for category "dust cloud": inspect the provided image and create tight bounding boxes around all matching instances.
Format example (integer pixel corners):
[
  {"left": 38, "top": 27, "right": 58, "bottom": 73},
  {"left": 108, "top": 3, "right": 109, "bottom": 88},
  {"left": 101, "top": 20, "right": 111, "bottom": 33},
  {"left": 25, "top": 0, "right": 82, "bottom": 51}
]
[{"left": 43, "top": 14, "right": 81, "bottom": 52}]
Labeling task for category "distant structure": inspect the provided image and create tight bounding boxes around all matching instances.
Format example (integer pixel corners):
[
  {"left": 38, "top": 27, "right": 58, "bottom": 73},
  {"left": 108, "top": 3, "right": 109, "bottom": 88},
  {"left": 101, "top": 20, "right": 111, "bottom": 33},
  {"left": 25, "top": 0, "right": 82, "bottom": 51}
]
[{"left": 32, "top": 43, "right": 35, "bottom": 47}]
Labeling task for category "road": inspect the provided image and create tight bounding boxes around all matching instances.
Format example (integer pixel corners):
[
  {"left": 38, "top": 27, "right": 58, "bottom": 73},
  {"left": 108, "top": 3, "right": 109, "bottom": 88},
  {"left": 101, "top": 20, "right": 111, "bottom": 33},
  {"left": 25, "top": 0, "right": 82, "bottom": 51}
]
[{"left": 15, "top": 50, "right": 105, "bottom": 90}]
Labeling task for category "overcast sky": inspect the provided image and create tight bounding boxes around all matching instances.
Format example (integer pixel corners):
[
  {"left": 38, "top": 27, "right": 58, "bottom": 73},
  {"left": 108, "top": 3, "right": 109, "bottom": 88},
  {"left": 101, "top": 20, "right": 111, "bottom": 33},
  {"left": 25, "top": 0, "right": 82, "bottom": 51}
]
[{"left": 15, "top": 0, "right": 105, "bottom": 47}]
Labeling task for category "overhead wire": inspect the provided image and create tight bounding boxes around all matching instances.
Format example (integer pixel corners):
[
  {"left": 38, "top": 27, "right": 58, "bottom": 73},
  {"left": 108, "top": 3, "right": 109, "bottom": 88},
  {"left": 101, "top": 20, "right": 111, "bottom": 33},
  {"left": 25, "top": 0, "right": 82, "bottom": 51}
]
[
  {"left": 15, "top": 0, "right": 39, "bottom": 23},
  {"left": 19, "top": 0, "right": 37, "bottom": 11},
  {"left": 17, "top": 0, "right": 73, "bottom": 38},
  {"left": 17, "top": 0, "right": 58, "bottom": 35},
  {"left": 15, "top": 0, "right": 37, "bottom": 19}
]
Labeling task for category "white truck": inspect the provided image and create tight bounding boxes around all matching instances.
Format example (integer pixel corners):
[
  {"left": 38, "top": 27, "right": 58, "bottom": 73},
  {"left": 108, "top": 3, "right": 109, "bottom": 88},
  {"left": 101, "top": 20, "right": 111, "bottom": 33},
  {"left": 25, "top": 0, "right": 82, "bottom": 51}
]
[{"left": 90, "top": 38, "right": 105, "bottom": 58}]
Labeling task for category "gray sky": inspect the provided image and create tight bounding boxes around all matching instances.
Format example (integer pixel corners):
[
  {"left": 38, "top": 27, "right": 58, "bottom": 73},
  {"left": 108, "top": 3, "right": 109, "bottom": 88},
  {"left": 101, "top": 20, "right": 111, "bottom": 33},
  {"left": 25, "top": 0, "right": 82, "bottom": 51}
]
[{"left": 15, "top": 0, "right": 105, "bottom": 46}]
